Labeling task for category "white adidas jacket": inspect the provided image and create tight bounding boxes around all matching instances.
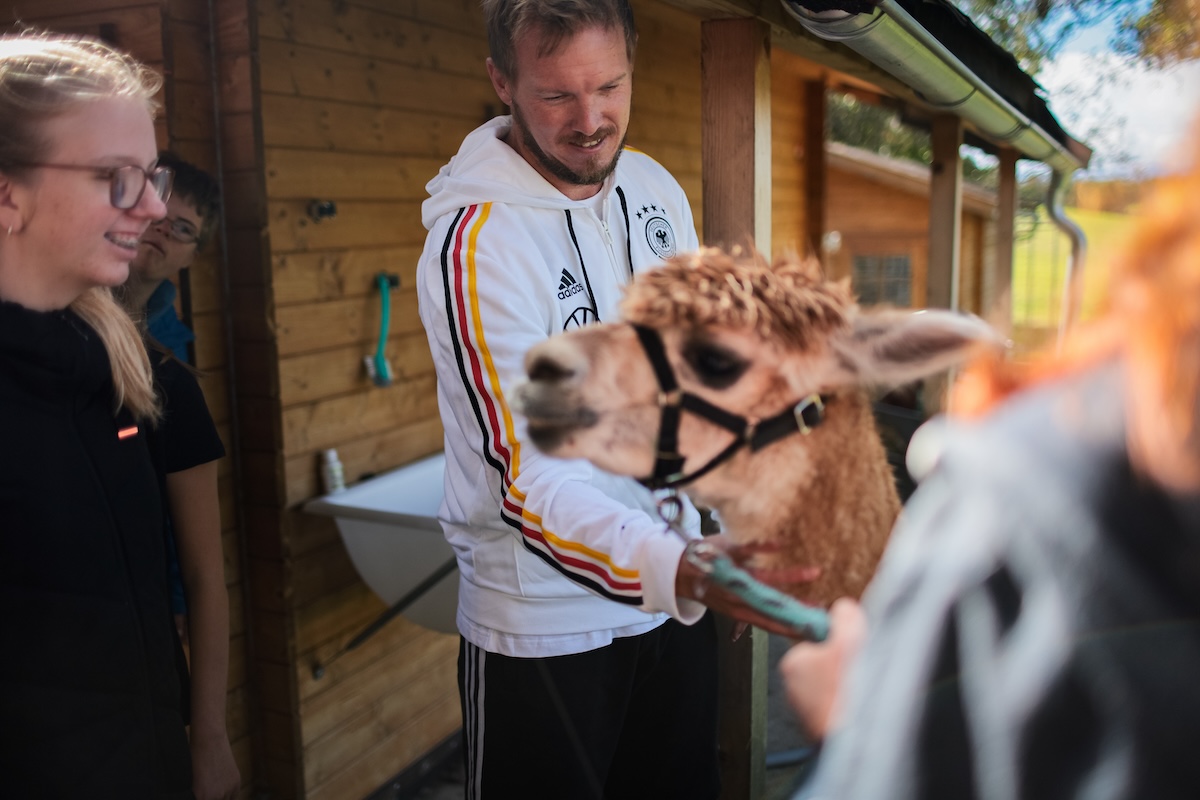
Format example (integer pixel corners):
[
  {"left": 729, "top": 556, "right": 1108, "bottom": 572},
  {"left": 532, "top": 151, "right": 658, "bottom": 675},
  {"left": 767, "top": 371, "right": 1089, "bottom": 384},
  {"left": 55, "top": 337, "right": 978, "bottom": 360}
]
[{"left": 416, "top": 117, "right": 705, "bottom": 657}]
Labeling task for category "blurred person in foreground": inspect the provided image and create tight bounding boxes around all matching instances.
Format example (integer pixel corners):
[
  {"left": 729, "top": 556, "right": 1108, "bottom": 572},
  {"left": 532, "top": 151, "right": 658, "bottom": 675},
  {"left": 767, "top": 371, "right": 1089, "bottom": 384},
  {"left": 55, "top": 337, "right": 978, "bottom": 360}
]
[
  {"left": 0, "top": 32, "right": 196, "bottom": 796},
  {"left": 781, "top": 123, "right": 1200, "bottom": 799}
]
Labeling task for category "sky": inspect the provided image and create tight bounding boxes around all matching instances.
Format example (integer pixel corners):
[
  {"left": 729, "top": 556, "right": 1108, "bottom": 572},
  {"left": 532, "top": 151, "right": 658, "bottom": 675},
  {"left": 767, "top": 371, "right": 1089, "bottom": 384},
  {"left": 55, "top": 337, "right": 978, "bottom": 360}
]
[{"left": 1036, "top": 19, "right": 1200, "bottom": 178}]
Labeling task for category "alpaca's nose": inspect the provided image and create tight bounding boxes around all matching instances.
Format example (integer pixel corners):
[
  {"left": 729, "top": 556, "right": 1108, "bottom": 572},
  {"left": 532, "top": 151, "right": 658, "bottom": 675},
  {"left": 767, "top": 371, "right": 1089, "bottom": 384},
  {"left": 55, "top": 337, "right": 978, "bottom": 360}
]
[
  {"left": 525, "top": 339, "right": 588, "bottom": 385},
  {"left": 527, "top": 354, "right": 574, "bottom": 382}
]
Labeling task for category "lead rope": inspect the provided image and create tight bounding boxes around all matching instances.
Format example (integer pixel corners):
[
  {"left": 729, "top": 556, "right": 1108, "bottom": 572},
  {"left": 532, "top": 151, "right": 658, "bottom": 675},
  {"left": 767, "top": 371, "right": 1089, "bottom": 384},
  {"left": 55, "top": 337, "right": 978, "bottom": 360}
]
[{"left": 656, "top": 493, "right": 830, "bottom": 642}]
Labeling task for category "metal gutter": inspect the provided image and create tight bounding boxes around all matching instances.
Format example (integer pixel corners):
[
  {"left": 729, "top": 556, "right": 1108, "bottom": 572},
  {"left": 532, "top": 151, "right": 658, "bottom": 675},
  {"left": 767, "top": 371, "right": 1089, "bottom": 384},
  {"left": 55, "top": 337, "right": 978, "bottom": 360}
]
[
  {"left": 780, "top": 0, "right": 1089, "bottom": 329},
  {"left": 779, "top": 0, "right": 1085, "bottom": 174}
]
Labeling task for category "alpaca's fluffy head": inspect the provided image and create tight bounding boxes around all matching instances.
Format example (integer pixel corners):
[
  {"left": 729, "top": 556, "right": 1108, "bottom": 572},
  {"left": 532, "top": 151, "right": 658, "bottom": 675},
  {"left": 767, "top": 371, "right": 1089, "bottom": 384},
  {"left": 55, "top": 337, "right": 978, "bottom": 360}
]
[{"left": 619, "top": 247, "right": 855, "bottom": 350}]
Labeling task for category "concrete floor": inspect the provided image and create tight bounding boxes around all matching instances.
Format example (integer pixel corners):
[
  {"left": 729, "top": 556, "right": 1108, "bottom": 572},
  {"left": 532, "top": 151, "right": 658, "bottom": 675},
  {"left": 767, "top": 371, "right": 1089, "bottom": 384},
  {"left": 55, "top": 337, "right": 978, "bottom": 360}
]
[{"left": 407, "top": 633, "right": 814, "bottom": 800}]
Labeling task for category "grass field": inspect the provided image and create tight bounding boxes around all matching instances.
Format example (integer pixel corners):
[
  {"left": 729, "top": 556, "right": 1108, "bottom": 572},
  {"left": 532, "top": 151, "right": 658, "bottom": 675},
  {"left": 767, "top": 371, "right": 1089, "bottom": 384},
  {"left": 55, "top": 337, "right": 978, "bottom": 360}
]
[{"left": 1011, "top": 205, "right": 1136, "bottom": 330}]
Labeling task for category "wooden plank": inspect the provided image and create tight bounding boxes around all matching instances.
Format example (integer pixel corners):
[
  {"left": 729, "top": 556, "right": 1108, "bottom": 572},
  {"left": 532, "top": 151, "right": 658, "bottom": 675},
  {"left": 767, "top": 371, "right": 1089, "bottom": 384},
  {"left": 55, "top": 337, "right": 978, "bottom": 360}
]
[
  {"left": 264, "top": 148, "right": 443, "bottom": 201},
  {"left": 2, "top": 6, "right": 164, "bottom": 63},
  {"left": 218, "top": 52, "right": 255, "bottom": 114},
  {"left": 221, "top": 112, "right": 259, "bottom": 172},
  {"left": 257, "top": 0, "right": 489, "bottom": 79},
  {"left": 168, "top": 79, "right": 215, "bottom": 141},
  {"left": 306, "top": 693, "right": 459, "bottom": 800},
  {"left": 303, "top": 645, "right": 459, "bottom": 790},
  {"left": 353, "top": 0, "right": 484, "bottom": 33},
  {"left": 256, "top": 659, "right": 295, "bottom": 715},
  {"left": 991, "top": 147, "right": 1018, "bottom": 323},
  {"left": 260, "top": 94, "right": 478, "bottom": 158},
  {"left": 296, "top": 607, "right": 446, "bottom": 703},
  {"left": 701, "top": 18, "right": 771, "bottom": 253},
  {"left": 228, "top": 632, "right": 247, "bottom": 690},
  {"left": 267, "top": 199, "right": 426, "bottom": 251},
  {"left": 263, "top": 709, "right": 299, "bottom": 762},
  {"left": 701, "top": 18, "right": 771, "bottom": 800},
  {"left": 257, "top": 38, "right": 496, "bottom": 118},
  {"left": 287, "top": 512, "right": 340, "bottom": 561},
  {"left": 928, "top": 113, "right": 963, "bottom": 310},
  {"left": 165, "top": 18, "right": 211, "bottom": 83},
  {"left": 300, "top": 628, "right": 456, "bottom": 746},
  {"left": 803, "top": 80, "right": 826, "bottom": 261},
  {"left": 214, "top": 0, "right": 252, "bottom": 54},
  {"left": 283, "top": 415, "right": 443, "bottom": 506},
  {"left": 274, "top": 288, "right": 423, "bottom": 356},
  {"left": 289, "top": 540, "right": 361, "bottom": 608},
  {"left": 293, "top": 581, "right": 387, "bottom": 655},
  {"left": 4, "top": 0, "right": 158, "bottom": 19},
  {"left": 192, "top": 310, "right": 228, "bottom": 371},
  {"left": 279, "top": 332, "right": 434, "bottom": 407},
  {"left": 252, "top": 608, "right": 293, "bottom": 666},
  {"left": 280, "top": 373, "right": 439, "bottom": 454},
  {"left": 272, "top": 246, "right": 422, "bottom": 306}
]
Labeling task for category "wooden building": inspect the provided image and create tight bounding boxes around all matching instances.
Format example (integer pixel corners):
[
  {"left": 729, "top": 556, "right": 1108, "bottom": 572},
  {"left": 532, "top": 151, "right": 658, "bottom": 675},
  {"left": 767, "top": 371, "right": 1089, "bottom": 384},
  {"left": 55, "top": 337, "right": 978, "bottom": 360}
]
[
  {"left": 825, "top": 141, "right": 999, "bottom": 315},
  {"left": 2, "top": 1, "right": 1086, "bottom": 798}
]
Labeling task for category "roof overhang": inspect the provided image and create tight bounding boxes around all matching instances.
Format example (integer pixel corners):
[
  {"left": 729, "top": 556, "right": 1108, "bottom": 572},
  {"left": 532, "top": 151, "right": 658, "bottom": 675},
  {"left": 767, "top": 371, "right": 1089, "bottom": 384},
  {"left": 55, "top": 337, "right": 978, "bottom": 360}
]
[{"left": 778, "top": 0, "right": 1091, "bottom": 173}]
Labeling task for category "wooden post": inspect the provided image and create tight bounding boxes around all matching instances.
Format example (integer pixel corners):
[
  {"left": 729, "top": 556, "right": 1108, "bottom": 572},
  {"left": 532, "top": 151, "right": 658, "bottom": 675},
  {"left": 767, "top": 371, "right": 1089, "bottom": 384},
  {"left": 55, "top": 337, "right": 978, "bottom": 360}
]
[
  {"left": 991, "top": 147, "right": 1019, "bottom": 326},
  {"left": 925, "top": 114, "right": 963, "bottom": 412},
  {"left": 701, "top": 17, "right": 771, "bottom": 800},
  {"left": 928, "top": 113, "right": 963, "bottom": 310},
  {"left": 702, "top": 18, "right": 772, "bottom": 252},
  {"left": 804, "top": 79, "right": 827, "bottom": 263}
]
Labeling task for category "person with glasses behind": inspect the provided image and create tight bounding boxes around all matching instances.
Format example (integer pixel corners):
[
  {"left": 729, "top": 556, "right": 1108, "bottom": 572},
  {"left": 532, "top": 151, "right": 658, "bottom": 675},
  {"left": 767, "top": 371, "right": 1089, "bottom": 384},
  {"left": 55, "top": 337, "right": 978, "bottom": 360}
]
[
  {"left": 0, "top": 32, "right": 195, "bottom": 796},
  {"left": 123, "top": 151, "right": 220, "bottom": 363},
  {"left": 117, "top": 152, "right": 239, "bottom": 799}
]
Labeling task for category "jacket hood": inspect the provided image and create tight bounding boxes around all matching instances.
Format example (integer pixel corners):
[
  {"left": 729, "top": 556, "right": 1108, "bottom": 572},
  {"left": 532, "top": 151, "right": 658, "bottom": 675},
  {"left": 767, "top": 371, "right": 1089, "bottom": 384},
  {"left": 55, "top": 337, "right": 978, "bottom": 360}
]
[{"left": 423, "top": 116, "right": 585, "bottom": 228}]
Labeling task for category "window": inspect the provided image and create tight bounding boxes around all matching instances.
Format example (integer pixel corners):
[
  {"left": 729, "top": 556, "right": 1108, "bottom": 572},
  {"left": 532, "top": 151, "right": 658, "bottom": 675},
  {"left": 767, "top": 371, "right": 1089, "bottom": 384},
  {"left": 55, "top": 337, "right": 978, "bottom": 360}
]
[{"left": 853, "top": 254, "right": 912, "bottom": 306}]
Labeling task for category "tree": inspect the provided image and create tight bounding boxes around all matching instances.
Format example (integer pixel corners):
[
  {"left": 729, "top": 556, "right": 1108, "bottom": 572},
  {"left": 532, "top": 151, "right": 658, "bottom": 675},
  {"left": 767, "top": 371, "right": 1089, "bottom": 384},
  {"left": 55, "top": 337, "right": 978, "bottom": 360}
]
[{"left": 962, "top": 0, "right": 1199, "bottom": 74}]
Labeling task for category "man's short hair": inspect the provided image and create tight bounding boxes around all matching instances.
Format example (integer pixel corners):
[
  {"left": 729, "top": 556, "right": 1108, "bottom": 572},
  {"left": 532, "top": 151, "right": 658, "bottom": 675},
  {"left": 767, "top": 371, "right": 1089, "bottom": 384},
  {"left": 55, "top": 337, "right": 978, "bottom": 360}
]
[
  {"left": 157, "top": 150, "right": 220, "bottom": 250},
  {"left": 482, "top": 0, "right": 637, "bottom": 80}
]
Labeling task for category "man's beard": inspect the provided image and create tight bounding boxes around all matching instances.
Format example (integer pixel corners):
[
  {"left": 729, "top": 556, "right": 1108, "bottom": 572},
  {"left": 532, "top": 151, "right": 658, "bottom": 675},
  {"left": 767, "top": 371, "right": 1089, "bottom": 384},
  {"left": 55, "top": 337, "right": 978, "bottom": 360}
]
[{"left": 513, "top": 101, "right": 626, "bottom": 188}]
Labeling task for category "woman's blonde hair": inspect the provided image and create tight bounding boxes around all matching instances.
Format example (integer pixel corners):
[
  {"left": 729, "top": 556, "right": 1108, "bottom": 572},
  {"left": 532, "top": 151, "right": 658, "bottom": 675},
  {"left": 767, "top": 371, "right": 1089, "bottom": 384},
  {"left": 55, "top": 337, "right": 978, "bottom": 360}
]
[
  {"left": 0, "top": 32, "right": 163, "bottom": 420},
  {"left": 954, "top": 120, "right": 1200, "bottom": 491}
]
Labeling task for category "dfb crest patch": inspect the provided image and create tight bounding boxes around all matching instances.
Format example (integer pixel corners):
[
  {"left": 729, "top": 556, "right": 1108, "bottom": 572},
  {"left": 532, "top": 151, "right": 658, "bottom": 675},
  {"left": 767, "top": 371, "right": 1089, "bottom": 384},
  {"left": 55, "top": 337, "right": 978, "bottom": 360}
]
[
  {"left": 564, "top": 307, "right": 597, "bottom": 330},
  {"left": 644, "top": 216, "right": 676, "bottom": 259}
]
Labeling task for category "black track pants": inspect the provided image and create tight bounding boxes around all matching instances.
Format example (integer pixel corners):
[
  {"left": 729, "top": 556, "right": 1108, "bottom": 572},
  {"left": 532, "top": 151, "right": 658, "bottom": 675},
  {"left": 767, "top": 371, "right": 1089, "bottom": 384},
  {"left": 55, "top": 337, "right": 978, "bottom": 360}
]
[{"left": 458, "top": 613, "right": 721, "bottom": 800}]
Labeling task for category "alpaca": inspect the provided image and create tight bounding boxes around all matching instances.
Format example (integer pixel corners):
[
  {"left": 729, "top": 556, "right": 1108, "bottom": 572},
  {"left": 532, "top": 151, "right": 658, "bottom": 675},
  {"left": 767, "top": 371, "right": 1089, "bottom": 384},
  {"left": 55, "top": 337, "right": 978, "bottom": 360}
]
[{"left": 513, "top": 247, "right": 999, "bottom": 606}]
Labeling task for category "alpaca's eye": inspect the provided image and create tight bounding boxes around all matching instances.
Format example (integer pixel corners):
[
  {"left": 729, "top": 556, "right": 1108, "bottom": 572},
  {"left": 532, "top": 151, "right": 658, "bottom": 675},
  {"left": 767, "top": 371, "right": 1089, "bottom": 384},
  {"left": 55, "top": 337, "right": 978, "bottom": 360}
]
[{"left": 682, "top": 342, "right": 748, "bottom": 389}]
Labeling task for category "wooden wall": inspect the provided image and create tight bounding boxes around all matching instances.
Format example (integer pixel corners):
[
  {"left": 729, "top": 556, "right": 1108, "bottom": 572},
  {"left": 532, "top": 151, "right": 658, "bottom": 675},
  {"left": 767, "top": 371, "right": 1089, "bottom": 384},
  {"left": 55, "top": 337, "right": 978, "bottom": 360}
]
[
  {"left": 770, "top": 50, "right": 822, "bottom": 258},
  {"left": 1, "top": 1, "right": 254, "bottom": 797},
  {"left": 826, "top": 159, "right": 994, "bottom": 310},
  {"left": 235, "top": 1, "right": 711, "bottom": 796}
]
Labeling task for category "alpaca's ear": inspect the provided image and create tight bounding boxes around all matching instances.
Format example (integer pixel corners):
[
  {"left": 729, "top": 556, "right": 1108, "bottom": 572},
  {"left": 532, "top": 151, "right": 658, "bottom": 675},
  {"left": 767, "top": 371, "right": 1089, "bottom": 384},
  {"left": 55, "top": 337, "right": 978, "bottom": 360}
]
[{"left": 830, "top": 308, "right": 1004, "bottom": 387}]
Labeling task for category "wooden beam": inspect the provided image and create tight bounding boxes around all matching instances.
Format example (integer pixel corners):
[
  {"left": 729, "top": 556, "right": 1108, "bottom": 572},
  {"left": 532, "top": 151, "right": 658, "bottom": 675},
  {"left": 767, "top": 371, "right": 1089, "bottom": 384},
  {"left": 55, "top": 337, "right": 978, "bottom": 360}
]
[
  {"left": 991, "top": 147, "right": 1019, "bottom": 325},
  {"left": 701, "top": 17, "right": 772, "bottom": 252},
  {"left": 927, "top": 113, "right": 962, "bottom": 309},
  {"left": 803, "top": 79, "right": 826, "bottom": 261},
  {"left": 701, "top": 18, "right": 771, "bottom": 800}
]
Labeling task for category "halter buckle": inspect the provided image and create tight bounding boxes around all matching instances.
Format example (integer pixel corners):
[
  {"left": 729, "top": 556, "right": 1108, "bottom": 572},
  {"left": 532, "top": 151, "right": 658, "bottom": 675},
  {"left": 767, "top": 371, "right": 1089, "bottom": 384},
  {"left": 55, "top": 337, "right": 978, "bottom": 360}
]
[
  {"left": 793, "top": 394, "right": 825, "bottom": 435},
  {"left": 657, "top": 388, "right": 683, "bottom": 408}
]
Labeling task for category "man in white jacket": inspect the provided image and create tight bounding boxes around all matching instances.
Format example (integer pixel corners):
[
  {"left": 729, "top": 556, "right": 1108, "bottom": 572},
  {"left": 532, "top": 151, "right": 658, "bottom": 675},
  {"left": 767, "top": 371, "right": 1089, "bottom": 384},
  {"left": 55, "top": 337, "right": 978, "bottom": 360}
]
[{"left": 416, "top": 1, "right": 727, "bottom": 797}]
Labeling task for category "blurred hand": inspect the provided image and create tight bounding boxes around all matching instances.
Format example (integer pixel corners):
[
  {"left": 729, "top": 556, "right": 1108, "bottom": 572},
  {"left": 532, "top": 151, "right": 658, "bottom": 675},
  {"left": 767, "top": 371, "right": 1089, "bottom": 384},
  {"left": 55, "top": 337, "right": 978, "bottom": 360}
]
[
  {"left": 779, "top": 598, "right": 867, "bottom": 739},
  {"left": 675, "top": 535, "right": 821, "bottom": 639}
]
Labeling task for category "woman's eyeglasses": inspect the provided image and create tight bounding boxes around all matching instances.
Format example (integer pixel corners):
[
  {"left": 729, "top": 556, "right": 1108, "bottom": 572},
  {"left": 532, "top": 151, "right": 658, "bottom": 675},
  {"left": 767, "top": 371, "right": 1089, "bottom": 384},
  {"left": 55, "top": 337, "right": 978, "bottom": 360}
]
[{"left": 16, "top": 163, "right": 174, "bottom": 210}]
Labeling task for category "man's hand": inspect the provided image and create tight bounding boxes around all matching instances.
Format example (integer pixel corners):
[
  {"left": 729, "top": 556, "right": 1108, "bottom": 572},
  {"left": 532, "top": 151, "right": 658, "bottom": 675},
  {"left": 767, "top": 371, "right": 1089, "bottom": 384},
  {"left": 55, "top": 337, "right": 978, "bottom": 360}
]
[
  {"left": 778, "top": 598, "right": 867, "bottom": 739},
  {"left": 674, "top": 535, "right": 822, "bottom": 639}
]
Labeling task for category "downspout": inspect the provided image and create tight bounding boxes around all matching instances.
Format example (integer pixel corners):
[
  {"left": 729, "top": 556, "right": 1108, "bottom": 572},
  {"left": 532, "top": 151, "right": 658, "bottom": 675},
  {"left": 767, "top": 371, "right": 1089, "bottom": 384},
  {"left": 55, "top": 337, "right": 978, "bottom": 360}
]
[
  {"left": 779, "top": 0, "right": 1088, "bottom": 332},
  {"left": 1047, "top": 169, "right": 1086, "bottom": 346}
]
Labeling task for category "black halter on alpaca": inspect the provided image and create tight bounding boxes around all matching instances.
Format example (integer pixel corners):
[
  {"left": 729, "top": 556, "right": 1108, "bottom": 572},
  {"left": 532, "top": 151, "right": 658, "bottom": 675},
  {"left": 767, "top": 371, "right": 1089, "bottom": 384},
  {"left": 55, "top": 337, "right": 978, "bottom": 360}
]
[{"left": 631, "top": 324, "right": 829, "bottom": 490}]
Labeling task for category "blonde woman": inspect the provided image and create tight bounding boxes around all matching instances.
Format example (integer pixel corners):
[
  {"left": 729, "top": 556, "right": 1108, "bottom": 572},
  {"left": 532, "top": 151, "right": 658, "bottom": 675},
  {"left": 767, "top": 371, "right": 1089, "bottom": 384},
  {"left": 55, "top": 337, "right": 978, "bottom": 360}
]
[{"left": 0, "top": 33, "right": 212, "bottom": 797}]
